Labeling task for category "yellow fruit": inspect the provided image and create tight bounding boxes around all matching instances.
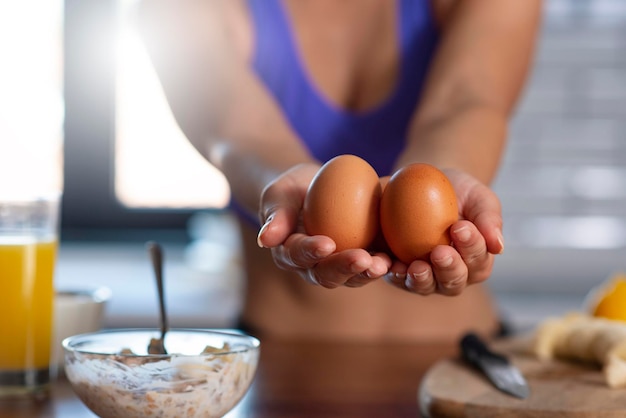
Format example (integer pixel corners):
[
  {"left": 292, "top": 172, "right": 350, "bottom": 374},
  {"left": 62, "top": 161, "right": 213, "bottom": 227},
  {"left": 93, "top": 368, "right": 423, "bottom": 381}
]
[{"left": 589, "top": 273, "right": 626, "bottom": 321}]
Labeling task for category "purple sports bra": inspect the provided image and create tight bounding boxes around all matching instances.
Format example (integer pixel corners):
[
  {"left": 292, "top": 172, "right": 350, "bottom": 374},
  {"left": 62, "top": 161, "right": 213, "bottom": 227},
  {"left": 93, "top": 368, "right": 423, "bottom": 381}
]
[
  {"left": 232, "top": 0, "right": 439, "bottom": 224},
  {"left": 247, "top": 0, "right": 440, "bottom": 176}
]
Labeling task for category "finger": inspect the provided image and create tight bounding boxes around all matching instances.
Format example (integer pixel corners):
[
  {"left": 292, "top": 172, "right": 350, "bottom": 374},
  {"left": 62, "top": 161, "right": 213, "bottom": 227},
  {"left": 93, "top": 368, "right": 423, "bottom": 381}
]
[
  {"left": 257, "top": 164, "right": 319, "bottom": 247},
  {"left": 311, "top": 249, "right": 373, "bottom": 289},
  {"left": 429, "top": 245, "right": 468, "bottom": 296},
  {"left": 383, "top": 272, "right": 406, "bottom": 289},
  {"left": 344, "top": 254, "right": 390, "bottom": 287},
  {"left": 450, "top": 220, "right": 494, "bottom": 285},
  {"left": 383, "top": 261, "right": 408, "bottom": 291},
  {"left": 271, "top": 233, "right": 335, "bottom": 270},
  {"left": 344, "top": 273, "right": 377, "bottom": 288},
  {"left": 474, "top": 213, "right": 504, "bottom": 255},
  {"left": 302, "top": 268, "right": 322, "bottom": 286},
  {"left": 405, "top": 262, "right": 437, "bottom": 295},
  {"left": 257, "top": 206, "right": 299, "bottom": 248},
  {"left": 384, "top": 259, "right": 441, "bottom": 296},
  {"left": 367, "top": 252, "right": 393, "bottom": 276}
]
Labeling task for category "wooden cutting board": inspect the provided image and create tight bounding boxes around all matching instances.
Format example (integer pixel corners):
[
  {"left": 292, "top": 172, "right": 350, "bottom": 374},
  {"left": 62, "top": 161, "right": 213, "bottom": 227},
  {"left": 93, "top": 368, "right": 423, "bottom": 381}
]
[{"left": 419, "top": 336, "right": 626, "bottom": 417}]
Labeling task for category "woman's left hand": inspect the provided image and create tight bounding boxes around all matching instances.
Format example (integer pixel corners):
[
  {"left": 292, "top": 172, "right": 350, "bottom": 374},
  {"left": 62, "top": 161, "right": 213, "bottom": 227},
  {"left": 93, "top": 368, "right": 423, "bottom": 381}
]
[{"left": 384, "top": 168, "right": 503, "bottom": 296}]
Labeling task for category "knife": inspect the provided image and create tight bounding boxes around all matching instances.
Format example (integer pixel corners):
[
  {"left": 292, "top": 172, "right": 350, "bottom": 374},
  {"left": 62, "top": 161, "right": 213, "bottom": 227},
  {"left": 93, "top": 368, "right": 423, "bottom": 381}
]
[{"left": 460, "top": 332, "right": 530, "bottom": 399}]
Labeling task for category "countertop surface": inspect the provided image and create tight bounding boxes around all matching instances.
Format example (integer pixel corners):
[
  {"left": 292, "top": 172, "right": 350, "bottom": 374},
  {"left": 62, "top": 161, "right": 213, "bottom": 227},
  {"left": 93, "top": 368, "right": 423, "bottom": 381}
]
[{"left": 0, "top": 337, "right": 458, "bottom": 418}]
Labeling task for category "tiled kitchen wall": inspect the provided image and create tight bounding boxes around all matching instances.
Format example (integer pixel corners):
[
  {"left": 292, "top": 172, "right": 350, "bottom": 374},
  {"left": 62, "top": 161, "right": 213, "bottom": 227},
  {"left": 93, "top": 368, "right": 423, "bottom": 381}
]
[{"left": 491, "top": 0, "right": 626, "bottom": 294}]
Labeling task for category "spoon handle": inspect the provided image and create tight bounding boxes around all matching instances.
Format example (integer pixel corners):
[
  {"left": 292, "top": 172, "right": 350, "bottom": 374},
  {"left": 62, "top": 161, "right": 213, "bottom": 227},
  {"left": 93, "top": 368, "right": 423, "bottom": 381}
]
[{"left": 147, "top": 241, "right": 168, "bottom": 340}]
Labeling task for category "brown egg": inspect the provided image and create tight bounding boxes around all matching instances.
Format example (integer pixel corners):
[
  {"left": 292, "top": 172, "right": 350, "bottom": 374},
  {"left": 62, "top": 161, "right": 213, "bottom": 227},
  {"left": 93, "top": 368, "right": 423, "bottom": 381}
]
[
  {"left": 380, "top": 163, "right": 458, "bottom": 263},
  {"left": 303, "top": 155, "right": 381, "bottom": 252}
]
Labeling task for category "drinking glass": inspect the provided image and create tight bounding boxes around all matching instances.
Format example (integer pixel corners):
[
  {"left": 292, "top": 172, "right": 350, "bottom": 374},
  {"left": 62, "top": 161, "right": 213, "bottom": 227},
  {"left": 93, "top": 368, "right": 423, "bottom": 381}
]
[{"left": 0, "top": 195, "right": 61, "bottom": 400}]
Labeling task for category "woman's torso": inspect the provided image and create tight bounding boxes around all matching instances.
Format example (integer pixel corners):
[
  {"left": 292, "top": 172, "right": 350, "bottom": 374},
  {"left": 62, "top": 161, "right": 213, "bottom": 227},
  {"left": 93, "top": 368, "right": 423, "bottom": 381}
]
[
  {"left": 224, "top": 0, "right": 500, "bottom": 341},
  {"left": 239, "top": 225, "right": 500, "bottom": 342}
]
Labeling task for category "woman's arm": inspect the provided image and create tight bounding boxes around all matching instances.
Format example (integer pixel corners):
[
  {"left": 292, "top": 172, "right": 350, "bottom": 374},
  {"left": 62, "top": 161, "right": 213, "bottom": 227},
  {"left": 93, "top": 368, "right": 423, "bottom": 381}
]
[
  {"left": 385, "top": 0, "right": 542, "bottom": 295},
  {"left": 136, "top": 0, "right": 315, "bottom": 217},
  {"left": 135, "top": 0, "right": 391, "bottom": 287},
  {"left": 400, "top": 0, "right": 542, "bottom": 182}
]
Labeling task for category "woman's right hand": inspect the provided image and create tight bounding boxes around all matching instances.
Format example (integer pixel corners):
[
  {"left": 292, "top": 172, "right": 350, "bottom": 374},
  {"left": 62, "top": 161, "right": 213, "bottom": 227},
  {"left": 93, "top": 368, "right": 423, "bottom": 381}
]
[{"left": 256, "top": 163, "right": 392, "bottom": 288}]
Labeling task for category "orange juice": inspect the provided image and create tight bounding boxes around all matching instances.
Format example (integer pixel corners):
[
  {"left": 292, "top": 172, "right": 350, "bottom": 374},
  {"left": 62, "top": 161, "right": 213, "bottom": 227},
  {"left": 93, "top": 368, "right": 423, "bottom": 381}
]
[{"left": 0, "top": 238, "right": 57, "bottom": 371}]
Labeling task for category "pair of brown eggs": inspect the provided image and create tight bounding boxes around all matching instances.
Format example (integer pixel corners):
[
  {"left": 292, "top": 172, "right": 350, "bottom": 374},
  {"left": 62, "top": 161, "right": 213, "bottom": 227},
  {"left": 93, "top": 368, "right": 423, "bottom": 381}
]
[{"left": 302, "top": 154, "right": 458, "bottom": 264}]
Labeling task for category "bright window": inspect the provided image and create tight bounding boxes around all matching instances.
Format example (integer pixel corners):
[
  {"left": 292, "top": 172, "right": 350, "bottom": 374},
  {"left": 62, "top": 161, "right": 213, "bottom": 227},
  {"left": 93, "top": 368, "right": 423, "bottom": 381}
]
[
  {"left": 114, "top": 0, "right": 229, "bottom": 210},
  {"left": 0, "top": 1, "right": 64, "bottom": 199}
]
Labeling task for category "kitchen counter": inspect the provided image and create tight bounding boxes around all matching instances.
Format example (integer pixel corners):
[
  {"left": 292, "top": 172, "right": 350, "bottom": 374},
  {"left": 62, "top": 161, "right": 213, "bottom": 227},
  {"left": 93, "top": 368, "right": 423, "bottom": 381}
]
[{"left": 0, "top": 337, "right": 458, "bottom": 418}]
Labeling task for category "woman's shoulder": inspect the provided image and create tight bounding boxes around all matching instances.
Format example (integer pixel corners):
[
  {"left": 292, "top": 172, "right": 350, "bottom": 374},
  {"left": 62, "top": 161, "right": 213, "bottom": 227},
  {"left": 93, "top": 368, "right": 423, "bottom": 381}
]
[{"left": 136, "top": 0, "right": 251, "bottom": 61}]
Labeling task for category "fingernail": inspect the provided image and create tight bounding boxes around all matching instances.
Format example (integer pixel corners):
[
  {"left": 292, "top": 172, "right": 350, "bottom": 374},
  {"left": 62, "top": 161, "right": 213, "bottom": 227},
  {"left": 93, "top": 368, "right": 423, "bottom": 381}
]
[
  {"left": 453, "top": 226, "right": 471, "bottom": 243},
  {"left": 435, "top": 255, "right": 453, "bottom": 268},
  {"left": 411, "top": 270, "right": 429, "bottom": 285},
  {"left": 405, "top": 271, "right": 428, "bottom": 289},
  {"left": 497, "top": 230, "right": 505, "bottom": 254},
  {"left": 365, "top": 267, "right": 386, "bottom": 279},
  {"left": 256, "top": 215, "right": 274, "bottom": 248}
]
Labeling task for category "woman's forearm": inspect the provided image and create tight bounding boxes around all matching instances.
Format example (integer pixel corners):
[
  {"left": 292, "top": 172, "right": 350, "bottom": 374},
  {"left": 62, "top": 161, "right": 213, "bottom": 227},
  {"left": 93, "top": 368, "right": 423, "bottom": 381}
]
[
  {"left": 398, "top": 104, "right": 508, "bottom": 185},
  {"left": 207, "top": 136, "right": 315, "bottom": 220},
  {"left": 136, "top": 0, "right": 317, "bottom": 220},
  {"left": 395, "top": 0, "right": 540, "bottom": 184}
]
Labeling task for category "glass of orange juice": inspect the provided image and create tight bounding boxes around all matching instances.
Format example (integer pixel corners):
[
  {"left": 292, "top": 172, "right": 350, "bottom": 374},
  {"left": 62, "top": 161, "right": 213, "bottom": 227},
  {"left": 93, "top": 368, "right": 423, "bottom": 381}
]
[{"left": 0, "top": 194, "right": 60, "bottom": 400}]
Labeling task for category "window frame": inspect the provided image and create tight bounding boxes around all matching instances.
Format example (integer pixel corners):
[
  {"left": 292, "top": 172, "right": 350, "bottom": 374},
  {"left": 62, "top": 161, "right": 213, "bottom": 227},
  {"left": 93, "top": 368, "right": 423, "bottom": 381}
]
[{"left": 62, "top": 0, "right": 208, "bottom": 234}]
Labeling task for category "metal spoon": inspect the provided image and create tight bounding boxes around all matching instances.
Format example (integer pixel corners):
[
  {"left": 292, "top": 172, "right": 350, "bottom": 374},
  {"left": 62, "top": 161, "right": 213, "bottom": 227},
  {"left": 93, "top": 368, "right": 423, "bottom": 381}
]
[{"left": 147, "top": 241, "right": 168, "bottom": 354}]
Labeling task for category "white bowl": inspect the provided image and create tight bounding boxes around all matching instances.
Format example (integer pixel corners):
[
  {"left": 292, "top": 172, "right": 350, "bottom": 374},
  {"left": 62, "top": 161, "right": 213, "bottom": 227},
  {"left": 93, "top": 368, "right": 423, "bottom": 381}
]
[
  {"left": 53, "top": 286, "right": 111, "bottom": 370},
  {"left": 63, "top": 328, "right": 260, "bottom": 418}
]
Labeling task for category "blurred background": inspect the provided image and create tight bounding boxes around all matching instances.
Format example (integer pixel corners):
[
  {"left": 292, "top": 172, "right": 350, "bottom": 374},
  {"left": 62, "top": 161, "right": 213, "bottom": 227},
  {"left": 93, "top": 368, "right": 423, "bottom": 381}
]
[{"left": 4, "top": 0, "right": 625, "bottom": 333}]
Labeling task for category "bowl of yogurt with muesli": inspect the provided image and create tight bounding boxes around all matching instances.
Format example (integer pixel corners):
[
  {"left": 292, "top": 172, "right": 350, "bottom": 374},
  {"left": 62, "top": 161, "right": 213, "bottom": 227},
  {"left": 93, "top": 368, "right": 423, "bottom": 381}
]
[{"left": 62, "top": 328, "right": 260, "bottom": 418}]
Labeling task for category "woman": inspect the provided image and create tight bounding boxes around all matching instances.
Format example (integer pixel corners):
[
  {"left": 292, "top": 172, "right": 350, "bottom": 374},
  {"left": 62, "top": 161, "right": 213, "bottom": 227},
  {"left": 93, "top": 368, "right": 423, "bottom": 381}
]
[{"left": 137, "top": 0, "right": 541, "bottom": 341}]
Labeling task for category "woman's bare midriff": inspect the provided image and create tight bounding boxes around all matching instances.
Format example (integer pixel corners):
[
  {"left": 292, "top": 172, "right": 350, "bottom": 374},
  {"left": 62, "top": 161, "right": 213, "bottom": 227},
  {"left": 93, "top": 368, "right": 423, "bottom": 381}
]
[{"left": 237, "top": 224, "right": 501, "bottom": 342}]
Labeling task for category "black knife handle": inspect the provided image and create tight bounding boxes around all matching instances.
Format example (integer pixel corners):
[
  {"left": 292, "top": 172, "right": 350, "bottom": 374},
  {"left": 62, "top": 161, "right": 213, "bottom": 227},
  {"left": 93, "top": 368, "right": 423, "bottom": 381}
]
[{"left": 460, "top": 332, "right": 508, "bottom": 367}]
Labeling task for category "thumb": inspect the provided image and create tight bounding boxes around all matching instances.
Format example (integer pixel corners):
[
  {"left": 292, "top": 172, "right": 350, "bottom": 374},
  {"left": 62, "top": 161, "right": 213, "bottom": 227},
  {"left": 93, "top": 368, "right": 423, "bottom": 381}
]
[
  {"left": 461, "top": 183, "right": 504, "bottom": 255},
  {"left": 257, "top": 207, "right": 298, "bottom": 248}
]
